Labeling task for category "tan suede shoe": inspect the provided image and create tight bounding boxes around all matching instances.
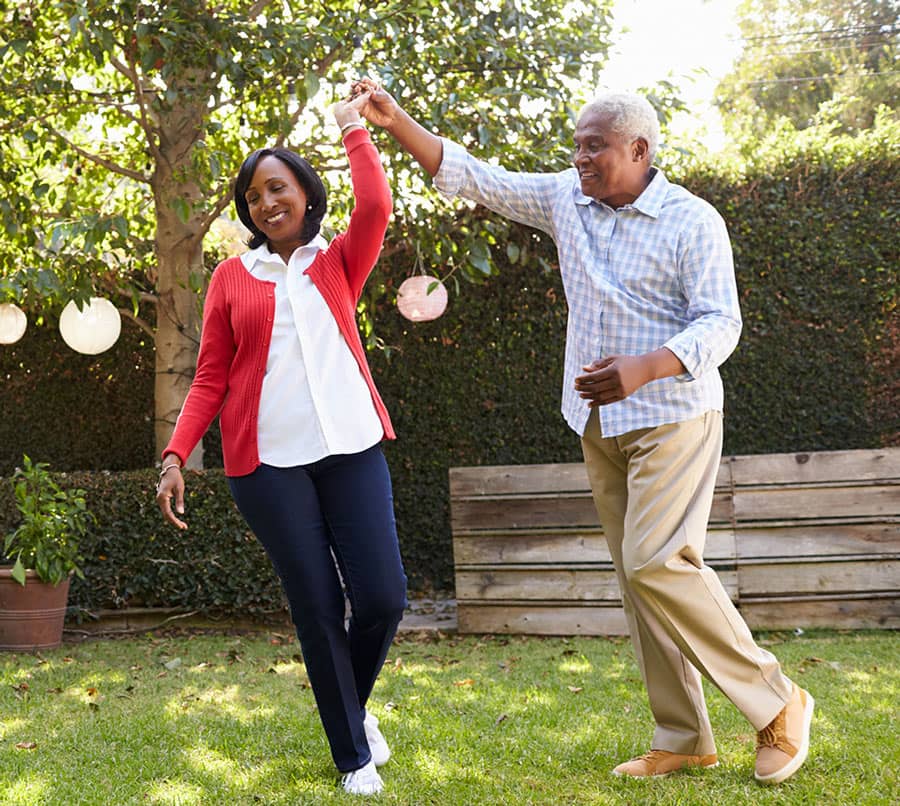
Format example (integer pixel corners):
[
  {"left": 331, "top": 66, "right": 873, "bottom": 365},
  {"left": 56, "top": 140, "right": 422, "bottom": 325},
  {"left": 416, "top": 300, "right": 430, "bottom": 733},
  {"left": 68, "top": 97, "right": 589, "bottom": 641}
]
[
  {"left": 755, "top": 684, "right": 815, "bottom": 784},
  {"left": 612, "top": 749, "right": 719, "bottom": 777}
]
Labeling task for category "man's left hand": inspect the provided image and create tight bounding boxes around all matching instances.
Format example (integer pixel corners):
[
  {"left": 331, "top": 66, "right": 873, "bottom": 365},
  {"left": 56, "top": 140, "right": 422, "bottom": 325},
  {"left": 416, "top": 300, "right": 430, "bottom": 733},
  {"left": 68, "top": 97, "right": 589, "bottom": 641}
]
[{"left": 574, "top": 355, "right": 653, "bottom": 407}]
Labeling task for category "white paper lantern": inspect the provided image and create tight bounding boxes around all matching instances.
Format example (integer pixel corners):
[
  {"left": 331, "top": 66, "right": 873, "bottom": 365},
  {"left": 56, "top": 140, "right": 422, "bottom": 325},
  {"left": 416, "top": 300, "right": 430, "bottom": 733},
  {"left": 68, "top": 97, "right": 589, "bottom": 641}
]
[
  {"left": 59, "top": 297, "right": 121, "bottom": 355},
  {"left": 0, "top": 303, "right": 27, "bottom": 345},
  {"left": 397, "top": 275, "right": 448, "bottom": 322}
]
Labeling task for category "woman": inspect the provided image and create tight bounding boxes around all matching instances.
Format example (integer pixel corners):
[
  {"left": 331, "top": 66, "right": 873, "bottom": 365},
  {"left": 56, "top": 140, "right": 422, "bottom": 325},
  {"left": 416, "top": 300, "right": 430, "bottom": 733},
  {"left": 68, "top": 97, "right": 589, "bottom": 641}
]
[{"left": 155, "top": 90, "right": 407, "bottom": 797}]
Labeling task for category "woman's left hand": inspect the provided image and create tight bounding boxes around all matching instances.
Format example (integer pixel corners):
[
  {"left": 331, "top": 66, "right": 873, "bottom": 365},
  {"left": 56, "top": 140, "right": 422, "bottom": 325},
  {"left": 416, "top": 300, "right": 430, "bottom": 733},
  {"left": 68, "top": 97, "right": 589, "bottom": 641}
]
[{"left": 332, "top": 90, "right": 371, "bottom": 131}]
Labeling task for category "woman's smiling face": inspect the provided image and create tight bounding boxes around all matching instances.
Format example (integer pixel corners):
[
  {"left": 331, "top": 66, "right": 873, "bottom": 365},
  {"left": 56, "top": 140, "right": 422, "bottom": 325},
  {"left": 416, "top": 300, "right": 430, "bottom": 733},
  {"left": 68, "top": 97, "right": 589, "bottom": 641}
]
[{"left": 244, "top": 155, "right": 309, "bottom": 260}]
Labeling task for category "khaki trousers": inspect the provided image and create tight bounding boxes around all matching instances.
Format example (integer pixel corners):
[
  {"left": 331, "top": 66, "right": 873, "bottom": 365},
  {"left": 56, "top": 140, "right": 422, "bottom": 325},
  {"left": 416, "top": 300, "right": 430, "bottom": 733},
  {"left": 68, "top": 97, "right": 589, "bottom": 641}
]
[{"left": 581, "top": 409, "right": 792, "bottom": 755}]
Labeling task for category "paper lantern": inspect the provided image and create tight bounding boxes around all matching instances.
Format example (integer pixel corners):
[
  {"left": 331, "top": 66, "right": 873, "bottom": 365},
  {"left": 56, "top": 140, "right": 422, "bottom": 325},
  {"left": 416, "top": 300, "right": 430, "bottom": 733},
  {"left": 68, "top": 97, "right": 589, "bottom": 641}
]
[
  {"left": 0, "top": 303, "right": 27, "bottom": 345},
  {"left": 397, "top": 275, "right": 448, "bottom": 322},
  {"left": 59, "top": 297, "right": 121, "bottom": 355}
]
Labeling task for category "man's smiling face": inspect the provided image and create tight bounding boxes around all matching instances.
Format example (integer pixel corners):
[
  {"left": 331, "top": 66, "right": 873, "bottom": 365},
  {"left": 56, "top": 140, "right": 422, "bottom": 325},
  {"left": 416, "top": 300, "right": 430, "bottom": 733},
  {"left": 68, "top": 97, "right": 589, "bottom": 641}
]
[{"left": 573, "top": 109, "right": 649, "bottom": 208}]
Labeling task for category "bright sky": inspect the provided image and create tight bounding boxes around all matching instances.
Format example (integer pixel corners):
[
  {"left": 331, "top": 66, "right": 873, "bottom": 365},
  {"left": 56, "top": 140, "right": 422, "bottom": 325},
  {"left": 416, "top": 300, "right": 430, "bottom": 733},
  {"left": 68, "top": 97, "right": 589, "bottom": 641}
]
[{"left": 593, "top": 0, "right": 744, "bottom": 151}]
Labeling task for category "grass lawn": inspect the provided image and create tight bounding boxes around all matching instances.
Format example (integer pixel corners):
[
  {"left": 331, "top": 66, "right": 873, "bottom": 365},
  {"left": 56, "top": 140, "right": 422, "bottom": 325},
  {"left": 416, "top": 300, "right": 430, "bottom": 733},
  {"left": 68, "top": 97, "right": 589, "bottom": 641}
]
[{"left": 0, "top": 627, "right": 896, "bottom": 805}]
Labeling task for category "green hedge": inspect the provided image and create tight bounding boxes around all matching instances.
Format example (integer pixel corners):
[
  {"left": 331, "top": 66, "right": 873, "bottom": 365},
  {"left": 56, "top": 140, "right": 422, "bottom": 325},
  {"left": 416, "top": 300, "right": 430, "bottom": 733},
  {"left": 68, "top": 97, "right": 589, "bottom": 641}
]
[
  {"left": 1, "top": 150, "right": 896, "bottom": 602},
  {"left": 0, "top": 469, "right": 286, "bottom": 617},
  {"left": 0, "top": 317, "right": 155, "bottom": 473}
]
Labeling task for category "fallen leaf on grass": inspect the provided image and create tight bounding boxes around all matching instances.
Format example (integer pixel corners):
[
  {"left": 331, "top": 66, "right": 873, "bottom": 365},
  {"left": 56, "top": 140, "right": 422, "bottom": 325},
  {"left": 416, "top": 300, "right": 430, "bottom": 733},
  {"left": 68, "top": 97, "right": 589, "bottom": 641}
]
[
  {"left": 394, "top": 657, "right": 403, "bottom": 669},
  {"left": 454, "top": 679, "right": 475, "bottom": 687},
  {"left": 86, "top": 687, "right": 99, "bottom": 697},
  {"left": 15, "top": 742, "right": 37, "bottom": 750},
  {"left": 567, "top": 686, "right": 583, "bottom": 694},
  {"left": 163, "top": 658, "right": 182, "bottom": 671},
  {"left": 495, "top": 713, "right": 508, "bottom": 725}
]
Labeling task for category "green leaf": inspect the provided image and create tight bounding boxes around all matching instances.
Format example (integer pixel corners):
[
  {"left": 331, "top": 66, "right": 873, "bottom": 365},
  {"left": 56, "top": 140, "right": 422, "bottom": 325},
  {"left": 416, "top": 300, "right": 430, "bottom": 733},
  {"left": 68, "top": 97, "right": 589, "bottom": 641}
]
[
  {"left": 112, "top": 215, "right": 129, "bottom": 238},
  {"left": 11, "top": 556, "right": 26, "bottom": 585},
  {"left": 171, "top": 197, "right": 191, "bottom": 224},
  {"left": 303, "top": 70, "right": 319, "bottom": 101}
]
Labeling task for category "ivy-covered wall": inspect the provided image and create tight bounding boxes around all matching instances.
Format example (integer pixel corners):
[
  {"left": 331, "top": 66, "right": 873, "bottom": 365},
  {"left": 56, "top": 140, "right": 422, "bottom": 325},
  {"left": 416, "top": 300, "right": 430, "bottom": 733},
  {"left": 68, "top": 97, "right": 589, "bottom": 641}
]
[{"left": 1, "top": 154, "right": 896, "bottom": 601}]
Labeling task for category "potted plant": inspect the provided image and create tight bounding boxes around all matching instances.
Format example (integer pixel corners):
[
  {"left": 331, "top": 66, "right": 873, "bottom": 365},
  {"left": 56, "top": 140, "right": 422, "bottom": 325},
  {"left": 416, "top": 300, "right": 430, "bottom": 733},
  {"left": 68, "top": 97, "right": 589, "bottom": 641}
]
[{"left": 0, "top": 456, "right": 92, "bottom": 651}]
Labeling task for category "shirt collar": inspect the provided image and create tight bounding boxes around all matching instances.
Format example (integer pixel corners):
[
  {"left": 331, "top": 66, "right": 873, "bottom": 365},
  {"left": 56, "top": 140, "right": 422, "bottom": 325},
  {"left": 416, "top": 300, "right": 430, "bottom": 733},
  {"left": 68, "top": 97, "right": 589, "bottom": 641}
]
[
  {"left": 572, "top": 167, "right": 668, "bottom": 219},
  {"left": 241, "top": 233, "right": 328, "bottom": 272}
]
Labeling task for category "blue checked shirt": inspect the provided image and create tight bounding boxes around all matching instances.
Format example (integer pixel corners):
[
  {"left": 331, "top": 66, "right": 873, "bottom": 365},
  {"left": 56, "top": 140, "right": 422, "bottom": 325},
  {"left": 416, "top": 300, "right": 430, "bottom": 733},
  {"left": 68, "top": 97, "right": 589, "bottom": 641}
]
[{"left": 433, "top": 138, "right": 743, "bottom": 438}]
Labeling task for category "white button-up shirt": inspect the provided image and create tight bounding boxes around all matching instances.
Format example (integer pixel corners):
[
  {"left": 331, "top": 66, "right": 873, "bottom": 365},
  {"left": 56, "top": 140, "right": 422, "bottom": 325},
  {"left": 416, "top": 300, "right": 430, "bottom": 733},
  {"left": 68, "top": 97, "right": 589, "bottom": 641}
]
[
  {"left": 433, "top": 139, "right": 743, "bottom": 438},
  {"left": 241, "top": 238, "right": 382, "bottom": 465}
]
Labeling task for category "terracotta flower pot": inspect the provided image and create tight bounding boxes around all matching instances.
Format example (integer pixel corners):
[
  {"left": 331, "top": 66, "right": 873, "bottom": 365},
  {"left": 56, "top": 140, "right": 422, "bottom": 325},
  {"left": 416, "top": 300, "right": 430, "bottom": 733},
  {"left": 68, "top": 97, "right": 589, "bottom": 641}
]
[{"left": 0, "top": 568, "right": 71, "bottom": 651}]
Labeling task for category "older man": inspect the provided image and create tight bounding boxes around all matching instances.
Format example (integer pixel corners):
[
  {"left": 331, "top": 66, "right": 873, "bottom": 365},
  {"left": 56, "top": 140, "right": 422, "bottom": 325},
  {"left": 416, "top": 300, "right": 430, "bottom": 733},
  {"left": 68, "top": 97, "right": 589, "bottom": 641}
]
[{"left": 359, "top": 82, "right": 813, "bottom": 785}]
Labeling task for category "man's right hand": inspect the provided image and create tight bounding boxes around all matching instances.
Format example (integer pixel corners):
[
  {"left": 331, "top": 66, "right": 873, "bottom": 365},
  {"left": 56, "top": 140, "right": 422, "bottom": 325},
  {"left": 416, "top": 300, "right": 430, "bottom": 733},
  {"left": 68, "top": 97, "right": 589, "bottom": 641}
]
[{"left": 351, "top": 78, "right": 400, "bottom": 130}]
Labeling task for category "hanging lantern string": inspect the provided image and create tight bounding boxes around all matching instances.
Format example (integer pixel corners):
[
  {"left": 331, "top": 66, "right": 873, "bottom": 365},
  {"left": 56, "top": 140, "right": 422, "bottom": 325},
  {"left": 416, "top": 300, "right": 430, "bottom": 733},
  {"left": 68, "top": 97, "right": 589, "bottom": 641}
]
[{"left": 410, "top": 240, "right": 458, "bottom": 293}]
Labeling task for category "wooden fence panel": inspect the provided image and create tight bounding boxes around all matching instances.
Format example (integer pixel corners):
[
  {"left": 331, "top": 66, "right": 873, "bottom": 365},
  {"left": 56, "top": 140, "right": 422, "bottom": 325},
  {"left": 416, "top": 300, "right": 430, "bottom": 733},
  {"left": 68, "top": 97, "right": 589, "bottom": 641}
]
[{"left": 450, "top": 447, "right": 900, "bottom": 634}]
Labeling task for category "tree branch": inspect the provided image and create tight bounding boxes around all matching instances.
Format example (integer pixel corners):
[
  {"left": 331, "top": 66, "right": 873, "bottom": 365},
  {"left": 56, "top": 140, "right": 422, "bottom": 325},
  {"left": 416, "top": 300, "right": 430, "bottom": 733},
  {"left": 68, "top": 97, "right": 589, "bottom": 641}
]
[
  {"left": 118, "top": 306, "right": 156, "bottom": 338},
  {"left": 245, "top": 0, "right": 276, "bottom": 21},
  {"left": 200, "top": 186, "right": 236, "bottom": 233},
  {"left": 45, "top": 126, "right": 149, "bottom": 184}
]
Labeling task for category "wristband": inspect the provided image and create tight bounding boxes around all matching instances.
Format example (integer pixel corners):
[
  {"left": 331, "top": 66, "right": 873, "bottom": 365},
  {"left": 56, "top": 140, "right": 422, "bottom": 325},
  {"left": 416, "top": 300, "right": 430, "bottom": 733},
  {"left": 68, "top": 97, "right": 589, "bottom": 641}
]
[{"left": 340, "top": 121, "right": 365, "bottom": 134}]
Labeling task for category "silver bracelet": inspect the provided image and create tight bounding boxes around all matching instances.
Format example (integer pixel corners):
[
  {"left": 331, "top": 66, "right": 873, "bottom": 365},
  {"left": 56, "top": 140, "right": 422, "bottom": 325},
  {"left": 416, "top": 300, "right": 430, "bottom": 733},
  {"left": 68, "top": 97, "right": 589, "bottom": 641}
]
[
  {"left": 340, "top": 120, "right": 365, "bottom": 134},
  {"left": 159, "top": 464, "right": 181, "bottom": 479}
]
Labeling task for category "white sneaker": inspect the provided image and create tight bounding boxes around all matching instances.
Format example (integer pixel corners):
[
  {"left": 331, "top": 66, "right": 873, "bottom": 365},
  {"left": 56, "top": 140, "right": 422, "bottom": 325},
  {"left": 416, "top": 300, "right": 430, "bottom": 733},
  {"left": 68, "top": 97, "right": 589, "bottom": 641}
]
[
  {"left": 364, "top": 712, "right": 391, "bottom": 767},
  {"left": 341, "top": 760, "right": 383, "bottom": 796}
]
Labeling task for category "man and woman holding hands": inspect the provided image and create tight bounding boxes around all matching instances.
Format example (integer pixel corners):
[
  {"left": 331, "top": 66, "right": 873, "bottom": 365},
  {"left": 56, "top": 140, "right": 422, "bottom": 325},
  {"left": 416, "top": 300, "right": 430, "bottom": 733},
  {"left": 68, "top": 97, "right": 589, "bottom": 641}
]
[{"left": 156, "top": 79, "right": 813, "bottom": 796}]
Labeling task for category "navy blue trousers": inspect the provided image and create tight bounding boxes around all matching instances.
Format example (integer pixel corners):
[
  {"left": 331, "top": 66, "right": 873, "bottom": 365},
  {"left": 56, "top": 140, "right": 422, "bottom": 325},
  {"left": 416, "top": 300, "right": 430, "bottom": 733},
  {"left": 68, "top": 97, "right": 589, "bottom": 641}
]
[{"left": 228, "top": 444, "right": 407, "bottom": 772}]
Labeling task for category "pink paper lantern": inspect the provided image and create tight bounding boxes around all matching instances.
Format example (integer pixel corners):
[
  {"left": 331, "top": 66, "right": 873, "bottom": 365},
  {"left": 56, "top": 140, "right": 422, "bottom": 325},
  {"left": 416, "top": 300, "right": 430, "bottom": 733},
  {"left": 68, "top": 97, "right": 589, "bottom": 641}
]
[{"left": 397, "top": 275, "right": 448, "bottom": 322}]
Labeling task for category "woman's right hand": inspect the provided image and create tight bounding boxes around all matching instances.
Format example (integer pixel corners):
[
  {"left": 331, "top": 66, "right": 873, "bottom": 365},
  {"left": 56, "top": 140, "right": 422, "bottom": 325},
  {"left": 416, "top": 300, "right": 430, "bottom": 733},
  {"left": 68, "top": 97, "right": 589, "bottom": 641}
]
[{"left": 156, "top": 462, "right": 187, "bottom": 530}]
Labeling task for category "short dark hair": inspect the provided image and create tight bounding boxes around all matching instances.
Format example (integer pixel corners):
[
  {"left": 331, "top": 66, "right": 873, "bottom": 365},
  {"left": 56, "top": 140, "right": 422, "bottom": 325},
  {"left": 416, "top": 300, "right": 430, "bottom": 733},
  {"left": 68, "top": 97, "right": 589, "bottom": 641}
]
[{"left": 233, "top": 147, "right": 327, "bottom": 249}]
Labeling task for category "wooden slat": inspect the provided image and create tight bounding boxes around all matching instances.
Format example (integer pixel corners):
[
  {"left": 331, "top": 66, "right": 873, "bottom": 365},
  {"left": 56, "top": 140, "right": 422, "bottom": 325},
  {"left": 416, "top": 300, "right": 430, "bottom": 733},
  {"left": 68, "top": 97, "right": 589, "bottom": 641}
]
[
  {"left": 457, "top": 603, "right": 629, "bottom": 636},
  {"left": 734, "top": 523, "right": 899, "bottom": 559},
  {"left": 740, "top": 596, "right": 900, "bottom": 630},
  {"left": 733, "top": 483, "right": 900, "bottom": 522},
  {"left": 452, "top": 528, "right": 736, "bottom": 566},
  {"left": 738, "top": 559, "right": 899, "bottom": 597},
  {"left": 449, "top": 463, "right": 592, "bottom": 496},
  {"left": 451, "top": 489, "right": 733, "bottom": 532},
  {"left": 455, "top": 568, "right": 739, "bottom": 602},
  {"left": 728, "top": 447, "right": 900, "bottom": 486},
  {"left": 450, "top": 461, "right": 737, "bottom": 496},
  {"left": 455, "top": 568, "right": 621, "bottom": 602},
  {"left": 451, "top": 494, "right": 599, "bottom": 532},
  {"left": 453, "top": 531, "right": 610, "bottom": 565}
]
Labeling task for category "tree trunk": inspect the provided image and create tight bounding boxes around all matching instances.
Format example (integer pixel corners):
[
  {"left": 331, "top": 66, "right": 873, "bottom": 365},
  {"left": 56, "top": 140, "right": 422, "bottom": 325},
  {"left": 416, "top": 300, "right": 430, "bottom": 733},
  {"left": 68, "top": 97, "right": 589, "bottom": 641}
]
[
  {"left": 151, "top": 89, "right": 210, "bottom": 468},
  {"left": 154, "top": 234, "right": 205, "bottom": 467}
]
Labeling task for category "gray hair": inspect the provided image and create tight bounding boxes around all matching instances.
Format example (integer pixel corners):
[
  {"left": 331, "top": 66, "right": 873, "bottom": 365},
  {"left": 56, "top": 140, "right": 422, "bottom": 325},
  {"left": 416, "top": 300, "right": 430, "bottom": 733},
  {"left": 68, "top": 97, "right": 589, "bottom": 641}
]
[{"left": 578, "top": 93, "right": 660, "bottom": 164}]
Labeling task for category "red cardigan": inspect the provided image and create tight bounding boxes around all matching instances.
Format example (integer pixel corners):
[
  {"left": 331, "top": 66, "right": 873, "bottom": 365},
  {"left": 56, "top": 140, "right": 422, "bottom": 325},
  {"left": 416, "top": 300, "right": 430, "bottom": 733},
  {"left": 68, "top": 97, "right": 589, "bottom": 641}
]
[{"left": 164, "top": 128, "right": 394, "bottom": 476}]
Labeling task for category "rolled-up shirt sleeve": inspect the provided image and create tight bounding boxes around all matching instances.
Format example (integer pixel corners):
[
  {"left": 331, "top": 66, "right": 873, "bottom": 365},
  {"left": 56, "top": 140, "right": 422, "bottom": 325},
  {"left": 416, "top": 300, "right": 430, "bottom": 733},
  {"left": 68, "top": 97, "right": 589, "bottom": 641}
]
[
  {"left": 433, "top": 138, "right": 561, "bottom": 235},
  {"left": 664, "top": 211, "right": 743, "bottom": 381}
]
